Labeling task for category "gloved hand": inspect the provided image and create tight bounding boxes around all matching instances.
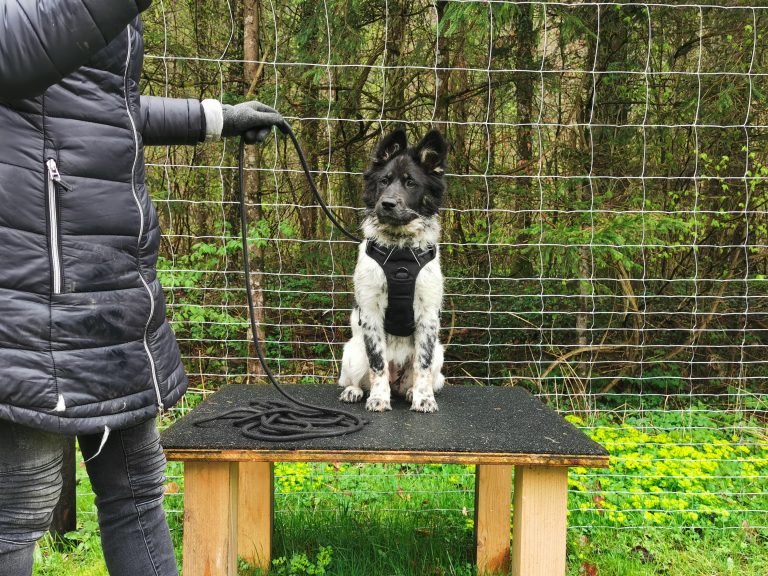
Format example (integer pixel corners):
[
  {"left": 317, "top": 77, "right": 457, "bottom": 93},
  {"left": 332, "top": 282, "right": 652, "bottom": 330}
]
[{"left": 221, "top": 100, "right": 287, "bottom": 141}]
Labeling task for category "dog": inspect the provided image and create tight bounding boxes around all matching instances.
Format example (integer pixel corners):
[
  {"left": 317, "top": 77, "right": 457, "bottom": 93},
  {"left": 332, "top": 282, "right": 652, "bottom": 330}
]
[{"left": 338, "top": 129, "right": 447, "bottom": 412}]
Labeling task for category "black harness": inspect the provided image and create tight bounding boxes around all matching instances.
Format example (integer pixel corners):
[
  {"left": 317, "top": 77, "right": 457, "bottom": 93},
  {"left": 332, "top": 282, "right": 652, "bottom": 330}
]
[{"left": 364, "top": 239, "right": 438, "bottom": 337}]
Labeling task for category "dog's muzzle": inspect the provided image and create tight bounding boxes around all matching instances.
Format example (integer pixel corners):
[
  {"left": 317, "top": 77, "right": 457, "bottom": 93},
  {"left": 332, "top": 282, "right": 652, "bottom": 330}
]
[{"left": 375, "top": 196, "right": 419, "bottom": 226}]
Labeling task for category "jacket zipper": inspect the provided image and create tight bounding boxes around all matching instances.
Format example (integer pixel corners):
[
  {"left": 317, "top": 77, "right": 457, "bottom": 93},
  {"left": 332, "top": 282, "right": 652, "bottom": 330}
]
[
  {"left": 125, "top": 27, "right": 164, "bottom": 412},
  {"left": 46, "top": 158, "right": 65, "bottom": 294}
]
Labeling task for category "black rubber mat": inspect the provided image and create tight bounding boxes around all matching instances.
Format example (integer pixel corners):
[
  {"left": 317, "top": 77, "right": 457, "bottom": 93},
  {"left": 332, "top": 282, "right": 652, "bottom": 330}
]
[{"left": 161, "top": 384, "right": 607, "bottom": 460}]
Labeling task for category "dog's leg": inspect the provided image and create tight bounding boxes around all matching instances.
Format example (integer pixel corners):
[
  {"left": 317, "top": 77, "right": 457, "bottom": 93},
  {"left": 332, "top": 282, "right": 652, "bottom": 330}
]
[
  {"left": 432, "top": 342, "right": 445, "bottom": 393},
  {"left": 359, "top": 312, "right": 391, "bottom": 412},
  {"left": 392, "top": 362, "right": 412, "bottom": 398},
  {"left": 407, "top": 343, "right": 443, "bottom": 403},
  {"left": 339, "top": 335, "right": 367, "bottom": 403},
  {"left": 410, "top": 314, "right": 440, "bottom": 412}
]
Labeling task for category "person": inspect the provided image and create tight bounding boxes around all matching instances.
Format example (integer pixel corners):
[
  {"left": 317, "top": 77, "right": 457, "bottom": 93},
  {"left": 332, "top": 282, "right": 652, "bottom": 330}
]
[{"left": 0, "top": 2, "right": 285, "bottom": 574}]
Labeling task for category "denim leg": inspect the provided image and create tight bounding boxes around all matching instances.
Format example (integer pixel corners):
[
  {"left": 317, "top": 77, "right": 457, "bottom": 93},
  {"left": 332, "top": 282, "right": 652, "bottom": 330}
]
[
  {"left": 0, "top": 547, "right": 35, "bottom": 576},
  {"left": 0, "top": 420, "right": 64, "bottom": 576},
  {"left": 79, "top": 419, "right": 178, "bottom": 576}
]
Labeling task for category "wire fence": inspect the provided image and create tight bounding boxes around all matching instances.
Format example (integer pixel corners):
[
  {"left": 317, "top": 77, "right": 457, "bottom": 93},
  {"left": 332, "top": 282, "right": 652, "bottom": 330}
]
[{"left": 78, "top": 0, "right": 768, "bottom": 544}]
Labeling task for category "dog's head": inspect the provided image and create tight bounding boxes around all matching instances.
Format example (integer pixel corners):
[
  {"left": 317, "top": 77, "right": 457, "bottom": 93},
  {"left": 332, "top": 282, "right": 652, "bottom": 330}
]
[{"left": 362, "top": 129, "right": 447, "bottom": 231}]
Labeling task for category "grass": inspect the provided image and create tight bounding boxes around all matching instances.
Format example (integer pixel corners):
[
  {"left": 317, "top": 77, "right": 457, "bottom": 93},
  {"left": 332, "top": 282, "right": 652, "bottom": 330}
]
[
  {"left": 31, "top": 404, "right": 768, "bottom": 575},
  {"left": 269, "top": 510, "right": 475, "bottom": 575},
  {"left": 567, "top": 528, "right": 768, "bottom": 575},
  {"left": 32, "top": 516, "right": 768, "bottom": 576}
]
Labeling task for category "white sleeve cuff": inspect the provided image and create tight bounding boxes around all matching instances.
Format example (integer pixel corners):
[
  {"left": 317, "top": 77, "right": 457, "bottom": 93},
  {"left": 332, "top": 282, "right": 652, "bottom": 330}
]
[{"left": 201, "top": 99, "right": 224, "bottom": 142}]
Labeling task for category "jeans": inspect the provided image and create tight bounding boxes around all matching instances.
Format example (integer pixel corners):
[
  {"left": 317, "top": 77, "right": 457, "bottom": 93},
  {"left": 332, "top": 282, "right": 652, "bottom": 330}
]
[{"left": 0, "top": 418, "right": 179, "bottom": 576}]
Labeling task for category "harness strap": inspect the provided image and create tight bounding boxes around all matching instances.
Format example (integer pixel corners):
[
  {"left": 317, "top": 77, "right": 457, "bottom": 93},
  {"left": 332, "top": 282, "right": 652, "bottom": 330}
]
[{"left": 365, "top": 239, "right": 437, "bottom": 337}]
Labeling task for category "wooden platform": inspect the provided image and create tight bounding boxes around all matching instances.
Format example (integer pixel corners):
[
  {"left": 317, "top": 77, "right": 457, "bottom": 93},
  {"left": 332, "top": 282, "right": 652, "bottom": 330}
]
[{"left": 162, "top": 384, "right": 608, "bottom": 575}]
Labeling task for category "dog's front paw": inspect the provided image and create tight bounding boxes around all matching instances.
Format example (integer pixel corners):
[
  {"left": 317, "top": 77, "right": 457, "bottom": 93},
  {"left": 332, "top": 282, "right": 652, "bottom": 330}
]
[
  {"left": 339, "top": 386, "right": 364, "bottom": 403},
  {"left": 366, "top": 396, "right": 392, "bottom": 412},
  {"left": 410, "top": 395, "right": 438, "bottom": 413}
]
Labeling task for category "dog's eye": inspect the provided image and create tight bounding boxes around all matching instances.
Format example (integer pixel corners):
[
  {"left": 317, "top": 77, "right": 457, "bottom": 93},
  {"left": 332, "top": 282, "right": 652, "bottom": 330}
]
[
  {"left": 405, "top": 178, "right": 416, "bottom": 188},
  {"left": 379, "top": 176, "right": 390, "bottom": 186}
]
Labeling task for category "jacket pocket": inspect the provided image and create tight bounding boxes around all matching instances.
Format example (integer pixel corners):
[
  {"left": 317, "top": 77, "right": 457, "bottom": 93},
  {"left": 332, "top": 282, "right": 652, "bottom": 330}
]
[{"left": 45, "top": 159, "right": 70, "bottom": 294}]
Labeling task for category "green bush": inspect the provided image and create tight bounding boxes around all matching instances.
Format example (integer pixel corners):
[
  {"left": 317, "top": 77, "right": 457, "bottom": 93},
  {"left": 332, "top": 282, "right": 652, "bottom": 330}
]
[{"left": 566, "top": 411, "right": 768, "bottom": 528}]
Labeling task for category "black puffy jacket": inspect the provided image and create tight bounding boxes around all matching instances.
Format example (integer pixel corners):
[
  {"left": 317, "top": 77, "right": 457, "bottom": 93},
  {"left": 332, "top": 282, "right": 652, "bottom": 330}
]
[{"left": 0, "top": 1, "right": 203, "bottom": 434}]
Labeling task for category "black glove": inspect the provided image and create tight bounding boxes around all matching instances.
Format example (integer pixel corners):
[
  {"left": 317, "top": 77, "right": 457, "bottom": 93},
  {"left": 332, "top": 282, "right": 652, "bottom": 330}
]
[{"left": 221, "top": 100, "right": 286, "bottom": 141}]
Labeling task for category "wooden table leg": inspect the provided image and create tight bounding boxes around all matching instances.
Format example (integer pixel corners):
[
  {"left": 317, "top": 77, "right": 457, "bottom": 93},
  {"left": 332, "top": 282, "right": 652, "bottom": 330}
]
[
  {"left": 475, "top": 464, "right": 513, "bottom": 575},
  {"left": 183, "top": 461, "right": 239, "bottom": 576},
  {"left": 511, "top": 466, "right": 568, "bottom": 576},
  {"left": 238, "top": 461, "right": 274, "bottom": 571}
]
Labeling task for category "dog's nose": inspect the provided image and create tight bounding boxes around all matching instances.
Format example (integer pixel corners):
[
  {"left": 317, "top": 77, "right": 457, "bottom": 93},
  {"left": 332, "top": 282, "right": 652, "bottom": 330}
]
[{"left": 381, "top": 199, "right": 397, "bottom": 210}]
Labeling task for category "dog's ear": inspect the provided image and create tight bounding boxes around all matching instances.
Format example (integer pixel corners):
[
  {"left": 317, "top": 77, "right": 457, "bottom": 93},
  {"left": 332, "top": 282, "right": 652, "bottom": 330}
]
[
  {"left": 413, "top": 130, "right": 447, "bottom": 176},
  {"left": 372, "top": 129, "right": 407, "bottom": 165}
]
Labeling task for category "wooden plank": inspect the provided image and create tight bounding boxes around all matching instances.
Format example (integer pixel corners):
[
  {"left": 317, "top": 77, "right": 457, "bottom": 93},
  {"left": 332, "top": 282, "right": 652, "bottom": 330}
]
[
  {"left": 183, "top": 461, "right": 239, "bottom": 576},
  {"left": 475, "top": 464, "right": 513, "bottom": 575},
  {"left": 165, "top": 448, "right": 608, "bottom": 468},
  {"left": 238, "top": 461, "right": 273, "bottom": 571},
  {"left": 511, "top": 465, "right": 568, "bottom": 576}
]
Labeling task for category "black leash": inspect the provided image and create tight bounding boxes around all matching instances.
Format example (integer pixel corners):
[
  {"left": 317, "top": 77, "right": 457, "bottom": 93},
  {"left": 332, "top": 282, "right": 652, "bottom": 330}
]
[
  {"left": 193, "top": 124, "right": 367, "bottom": 441},
  {"left": 282, "top": 126, "right": 362, "bottom": 244}
]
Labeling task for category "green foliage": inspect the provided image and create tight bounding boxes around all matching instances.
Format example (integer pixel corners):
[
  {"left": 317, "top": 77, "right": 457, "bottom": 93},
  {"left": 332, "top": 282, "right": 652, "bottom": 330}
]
[
  {"left": 274, "top": 462, "right": 342, "bottom": 494},
  {"left": 270, "top": 547, "right": 333, "bottom": 576},
  {"left": 566, "top": 410, "right": 768, "bottom": 529},
  {"left": 157, "top": 236, "right": 252, "bottom": 376}
]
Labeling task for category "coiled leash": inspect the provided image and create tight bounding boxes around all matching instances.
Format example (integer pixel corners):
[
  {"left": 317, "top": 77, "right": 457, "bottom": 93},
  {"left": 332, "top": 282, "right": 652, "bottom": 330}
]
[{"left": 193, "top": 124, "right": 367, "bottom": 441}]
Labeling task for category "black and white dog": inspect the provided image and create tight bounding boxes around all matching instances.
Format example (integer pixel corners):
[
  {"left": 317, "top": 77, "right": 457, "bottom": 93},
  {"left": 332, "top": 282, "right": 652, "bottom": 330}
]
[{"left": 339, "top": 129, "right": 447, "bottom": 412}]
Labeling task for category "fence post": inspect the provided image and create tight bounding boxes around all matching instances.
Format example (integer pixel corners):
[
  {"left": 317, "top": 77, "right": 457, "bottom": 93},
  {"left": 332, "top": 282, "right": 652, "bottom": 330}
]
[{"left": 50, "top": 437, "right": 77, "bottom": 538}]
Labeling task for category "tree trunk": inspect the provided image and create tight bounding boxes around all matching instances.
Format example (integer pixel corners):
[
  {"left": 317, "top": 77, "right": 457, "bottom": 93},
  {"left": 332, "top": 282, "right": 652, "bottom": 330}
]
[
  {"left": 514, "top": 3, "right": 535, "bottom": 229},
  {"left": 383, "top": 0, "right": 409, "bottom": 128},
  {"left": 434, "top": 2, "right": 452, "bottom": 125},
  {"left": 244, "top": 0, "right": 265, "bottom": 381}
]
